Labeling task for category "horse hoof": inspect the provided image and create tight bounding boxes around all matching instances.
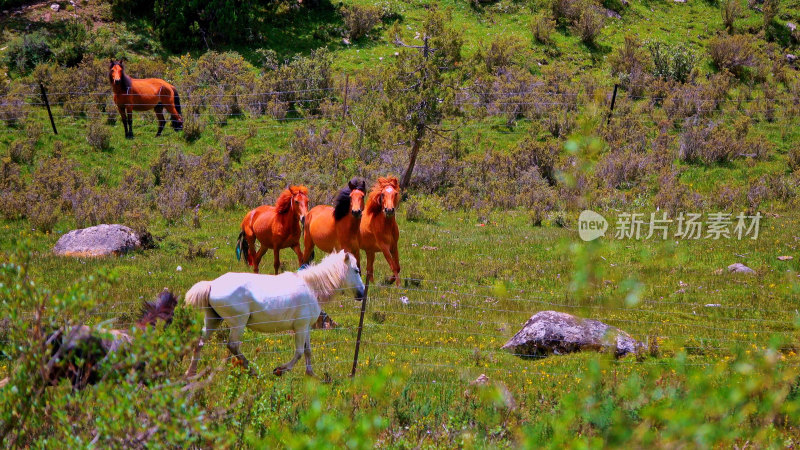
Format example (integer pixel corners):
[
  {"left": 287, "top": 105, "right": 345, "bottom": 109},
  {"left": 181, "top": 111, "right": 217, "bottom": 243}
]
[{"left": 305, "top": 370, "right": 316, "bottom": 377}]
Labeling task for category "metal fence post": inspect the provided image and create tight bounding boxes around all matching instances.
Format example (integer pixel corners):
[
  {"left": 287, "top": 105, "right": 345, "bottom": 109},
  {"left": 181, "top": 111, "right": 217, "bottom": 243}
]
[
  {"left": 350, "top": 278, "right": 370, "bottom": 377},
  {"left": 39, "top": 83, "right": 57, "bottom": 135}
]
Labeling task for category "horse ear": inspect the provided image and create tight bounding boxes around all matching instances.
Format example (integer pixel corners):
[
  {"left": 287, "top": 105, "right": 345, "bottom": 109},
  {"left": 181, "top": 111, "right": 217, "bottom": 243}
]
[
  {"left": 344, "top": 252, "right": 351, "bottom": 263},
  {"left": 348, "top": 179, "right": 357, "bottom": 190}
]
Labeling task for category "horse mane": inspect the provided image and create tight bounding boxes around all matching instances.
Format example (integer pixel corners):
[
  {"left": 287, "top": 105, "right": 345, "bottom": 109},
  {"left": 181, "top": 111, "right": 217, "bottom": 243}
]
[
  {"left": 333, "top": 178, "right": 365, "bottom": 221},
  {"left": 366, "top": 176, "right": 400, "bottom": 215},
  {"left": 137, "top": 289, "right": 177, "bottom": 329},
  {"left": 275, "top": 185, "right": 308, "bottom": 214},
  {"left": 332, "top": 186, "right": 353, "bottom": 221},
  {"left": 297, "top": 252, "right": 348, "bottom": 303}
]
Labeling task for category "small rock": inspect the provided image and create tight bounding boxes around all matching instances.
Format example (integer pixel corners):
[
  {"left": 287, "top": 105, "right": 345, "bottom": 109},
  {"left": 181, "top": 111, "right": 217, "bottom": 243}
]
[
  {"left": 788, "top": 22, "right": 797, "bottom": 32},
  {"left": 400, "top": 296, "right": 409, "bottom": 305},
  {"left": 727, "top": 263, "right": 755, "bottom": 274},
  {"left": 176, "top": 265, "right": 182, "bottom": 272},
  {"left": 673, "top": 0, "right": 686, "bottom": 3},
  {"left": 50, "top": 3, "right": 59, "bottom": 11},
  {"left": 342, "top": 38, "right": 350, "bottom": 45},
  {"left": 787, "top": 54, "right": 797, "bottom": 63},
  {"left": 778, "top": 255, "right": 794, "bottom": 261},
  {"left": 705, "top": 303, "right": 722, "bottom": 307}
]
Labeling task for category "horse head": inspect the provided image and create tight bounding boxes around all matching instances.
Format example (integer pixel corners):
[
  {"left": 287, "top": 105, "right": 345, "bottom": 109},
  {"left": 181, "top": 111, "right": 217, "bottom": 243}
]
[
  {"left": 347, "top": 178, "right": 366, "bottom": 218},
  {"left": 109, "top": 59, "right": 125, "bottom": 86},
  {"left": 374, "top": 176, "right": 400, "bottom": 217},
  {"left": 341, "top": 251, "right": 366, "bottom": 300},
  {"left": 289, "top": 185, "right": 309, "bottom": 226}
]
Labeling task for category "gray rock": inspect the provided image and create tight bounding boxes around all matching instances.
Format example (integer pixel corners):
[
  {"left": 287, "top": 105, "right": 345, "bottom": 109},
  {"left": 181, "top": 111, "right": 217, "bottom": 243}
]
[
  {"left": 787, "top": 54, "right": 797, "bottom": 63},
  {"left": 502, "top": 310, "right": 642, "bottom": 357},
  {"left": 53, "top": 224, "right": 142, "bottom": 257},
  {"left": 50, "top": 3, "right": 59, "bottom": 11},
  {"left": 727, "top": 263, "right": 755, "bottom": 274},
  {"left": 788, "top": 22, "right": 797, "bottom": 32}
]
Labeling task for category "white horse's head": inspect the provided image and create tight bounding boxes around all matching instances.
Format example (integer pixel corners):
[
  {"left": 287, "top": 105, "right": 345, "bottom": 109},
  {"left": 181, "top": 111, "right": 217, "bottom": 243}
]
[{"left": 340, "top": 251, "right": 366, "bottom": 301}]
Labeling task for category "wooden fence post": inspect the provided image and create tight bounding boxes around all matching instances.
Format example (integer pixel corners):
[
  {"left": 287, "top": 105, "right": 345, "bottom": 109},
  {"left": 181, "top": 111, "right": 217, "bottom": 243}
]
[
  {"left": 606, "top": 83, "right": 619, "bottom": 126},
  {"left": 39, "top": 83, "right": 57, "bottom": 135},
  {"left": 342, "top": 73, "right": 349, "bottom": 120},
  {"left": 350, "top": 278, "right": 370, "bottom": 377}
]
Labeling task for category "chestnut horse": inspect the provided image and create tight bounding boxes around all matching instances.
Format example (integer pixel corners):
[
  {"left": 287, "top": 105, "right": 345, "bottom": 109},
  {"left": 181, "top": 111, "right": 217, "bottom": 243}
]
[
  {"left": 302, "top": 178, "right": 366, "bottom": 267},
  {"left": 236, "top": 186, "right": 309, "bottom": 274},
  {"left": 109, "top": 60, "right": 183, "bottom": 139},
  {"left": 360, "top": 177, "right": 401, "bottom": 285}
]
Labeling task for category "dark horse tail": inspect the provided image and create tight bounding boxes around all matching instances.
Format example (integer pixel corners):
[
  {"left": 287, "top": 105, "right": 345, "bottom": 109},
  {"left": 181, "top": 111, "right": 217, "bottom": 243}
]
[
  {"left": 172, "top": 87, "right": 183, "bottom": 130},
  {"left": 235, "top": 230, "right": 251, "bottom": 266}
]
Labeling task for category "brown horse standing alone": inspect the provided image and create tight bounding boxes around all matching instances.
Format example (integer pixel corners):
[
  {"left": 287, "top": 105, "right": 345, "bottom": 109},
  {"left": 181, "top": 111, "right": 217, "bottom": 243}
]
[
  {"left": 303, "top": 178, "right": 366, "bottom": 267},
  {"left": 360, "top": 177, "right": 401, "bottom": 285},
  {"left": 236, "top": 186, "right": 310, "bottom": 274},
  {"left": 109, "top": 60, "right": 183, "bottom": 139}
]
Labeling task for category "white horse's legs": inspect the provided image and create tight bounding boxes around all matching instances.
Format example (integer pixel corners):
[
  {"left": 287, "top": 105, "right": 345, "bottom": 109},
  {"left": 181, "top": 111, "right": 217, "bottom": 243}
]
[
  {"left": 186, "top": 311, "right": 223, "bottom": 377},
  {"left": 274, "top": 326, "right": 307, "bottom": 376},
  {"left": 227, "top": 324, "right": 255, "bottom": 375},
  {"left": 304, "top": 333, "right": 314, "bottom": 377}
]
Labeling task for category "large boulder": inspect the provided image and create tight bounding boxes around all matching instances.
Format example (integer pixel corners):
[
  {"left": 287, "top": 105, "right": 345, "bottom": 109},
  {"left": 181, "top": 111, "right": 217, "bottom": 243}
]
[
  {"left": 502, "top": 310, "right": 641, "bottom": 357},
  {"left": 53, "top": 224, "right": 143, "bottom": 257}
]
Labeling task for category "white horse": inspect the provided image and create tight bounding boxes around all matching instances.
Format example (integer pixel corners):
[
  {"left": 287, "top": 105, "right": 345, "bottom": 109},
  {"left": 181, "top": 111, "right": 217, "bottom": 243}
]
[{"left": 184, "top": 250, "right": 365, "bottom": 377}]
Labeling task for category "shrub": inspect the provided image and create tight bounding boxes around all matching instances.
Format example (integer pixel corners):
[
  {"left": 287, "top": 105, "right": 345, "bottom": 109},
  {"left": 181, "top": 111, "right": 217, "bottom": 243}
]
[
  {"left": 342, "top": 4, "right": 382, "bottom": 40},
  {"left": 532, "top": 13, "right": 556, "bottom": 45},
  {"left": 404, "top": 195, "right": 443, "bottom": 224},
  {"left": 182, "top": 114, "right": 204, "bottom": 142},
  {"left": 552, "top": 0, "right": 582, "bottom": 22},
  {"left": 8, "top": 139, "right": 36, "bottom": 165},
  {"left": 223, "top": 135, "right": 247, "bottom": 163},
  {"left": 4, "top": 31, "right": 52, "bottom": 74},
  {"left": 648, "top": 42, "right": 696, "bottom": 83},
  {"left": 87, "top": 122, "right": 111, "bottom": 151},
  {"left": 721, "top": 0, "right": 742, "bottom": 33},
  {"left": 708, "top": 34, "right": 757, "bottom": 78},
  {"left": 477, "top": 35, "right": 525, "bottom": 73},
  {"left": 575, "top": 8, "right": 605, "bottom": 46},
  {"left": 789, "top": 147, "right": 800, "bottom": 172}
]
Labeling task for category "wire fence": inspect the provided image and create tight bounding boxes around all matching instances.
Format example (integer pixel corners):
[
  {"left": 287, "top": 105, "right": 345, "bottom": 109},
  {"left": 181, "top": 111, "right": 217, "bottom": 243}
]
[{"left": 6, "top": 275, "right": 798, "bottom": 388}]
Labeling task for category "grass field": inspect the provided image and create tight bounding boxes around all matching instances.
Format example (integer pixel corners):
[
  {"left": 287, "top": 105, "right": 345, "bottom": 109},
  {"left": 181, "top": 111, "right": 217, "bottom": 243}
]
[{"left": 2, "top": 0, "right": 800, "bottom": 445}]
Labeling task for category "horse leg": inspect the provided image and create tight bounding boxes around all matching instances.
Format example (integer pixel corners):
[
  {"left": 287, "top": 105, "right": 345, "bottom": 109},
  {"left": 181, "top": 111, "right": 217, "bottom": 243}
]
[
  {"left": 378, "top": 244, "right": 398, "bottom": 285},
  {"left": 292, "top": 244, "right": 303, "bottom": 267},
  {"left": 253, "top": 245, "right": 268, "bottom": 274},
  {"left": 227, "top": 323, "right": 255, "bottom": 376},
  {"left": 303, "top": 333, "right": 315, "bottom": 377},
  {"left": 165, "top": 102, "right": 183, "bottom": 131},
  {"left": 126, "top": 106, "right": 134, "bottom": 139},
  {"left": 274, "top": 326, "right": 306, "bottom": 376},
  {"left": 117, "top": 105, "right": 128, "bottom": 137},
  {"left": 302, "top": 232, "right": 315, "bottom": 265},
  {"left": 273, "top": 247, "right": 281, "bottom": 274},
  {"left": 154, "top": 104, "right": 166, "bottom": 137},
  {"left": 186, "top": 310, "right": 223, "bottom": 378},
  {"left": 390, "top": 242, "right": 401, "bottom": 286},
  {"left": 365, "top": 250, "right": 376, "bottom": 283}
]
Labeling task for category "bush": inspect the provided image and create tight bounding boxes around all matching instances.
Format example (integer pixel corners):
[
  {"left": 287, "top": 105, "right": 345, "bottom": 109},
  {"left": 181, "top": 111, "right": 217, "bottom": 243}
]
[
  {"left": 4, "top": 31, "right": 52, "bottom": 74},
  {"left": 152, "top": 0, "right": 259, "bottom": 51},
  {"left": 721, "top": 0, "right": 742, "bottom": 33},
  {"left": 789, "top": 147, "right": 800, "bottom": 172},
  {"left": 708, "top": 34, "right": 757, "bottom": 78},
  {"left": 87, "top": 122, "right": 112, "bottom": 151},
  {"left": 648, "top": 42, "right": 696, "bottom": 83},
  {"left": 8, "top": 139, "right": 36, "bottom": 165},
  {"left": 182, "top": 114, "right": 204, "bottom": 142},
  {"left": 532, "top": 13, "right": 555, "bottom": 45},
  {"left": 575, "top": 8, "right": 605, "bottom": 46},
  {"left": 342, "top": 4, "right": 382, "bottom": 40},
  {"left": 404, "top": 194, "right": 443, "bottom": 224},
  {"left": 223, "top": 135, "right": 247, "bottom": 163},
  {"left": 476, "top": 35, "right": 525, "bottom": 73}
]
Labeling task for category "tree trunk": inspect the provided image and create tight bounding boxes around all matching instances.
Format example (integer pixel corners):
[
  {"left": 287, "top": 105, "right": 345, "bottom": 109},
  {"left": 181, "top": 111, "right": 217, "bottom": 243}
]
[{"left": 401, "top": 124, "right": 425, "bottom": 190}]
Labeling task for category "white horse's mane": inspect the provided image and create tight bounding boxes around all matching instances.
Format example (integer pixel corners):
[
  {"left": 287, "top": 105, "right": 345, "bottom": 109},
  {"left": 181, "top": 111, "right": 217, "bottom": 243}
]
[{"left": 297, "top": 252, "right": 349, "bottom": 303}]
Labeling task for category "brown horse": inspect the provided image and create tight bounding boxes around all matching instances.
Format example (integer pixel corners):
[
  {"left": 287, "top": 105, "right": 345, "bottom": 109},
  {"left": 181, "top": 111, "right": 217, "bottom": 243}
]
[
  {"left": 109, "top": 60, "right": 183, "bottom": 139},
  {"left": 360, "top": 177, "right": 401, "bottom": 285},
  {"left": 302, "top": 178, "right": 366, "bottom": 267},
  {"left": 44, "top": 289, "right": 178, "bottom": 390},
  {"left": 236, "top": 186, "right": 309, "bottom": 274}
]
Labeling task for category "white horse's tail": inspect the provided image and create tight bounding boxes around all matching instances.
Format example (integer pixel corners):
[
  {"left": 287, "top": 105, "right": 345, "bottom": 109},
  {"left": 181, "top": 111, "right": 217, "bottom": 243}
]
[{"left": 184, "top": 281, "right": 212, "bottom": 308}]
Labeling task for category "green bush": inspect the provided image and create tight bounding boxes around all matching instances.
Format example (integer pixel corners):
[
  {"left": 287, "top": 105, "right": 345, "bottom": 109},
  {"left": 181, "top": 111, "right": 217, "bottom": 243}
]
[
  {"left": 4, "top": 31, "right": 52, "bottom": 74},
  {"left": 708, "top": 34, "right": 757, "bottom": 78},
  {"left": 152, "top": 0, "right": 259, "bottom": 51},
  {"left": 342, "top": 4, "right": 382, "bottom": 40},
  {"left": 87, "top": 122, "right": 112, "bottom": 152},
  {"left": 648, "top": 41, "right": 696, "bottom": 83},
  {"left": 404, "top": 194, "right": 443, "bottom": 224}
]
